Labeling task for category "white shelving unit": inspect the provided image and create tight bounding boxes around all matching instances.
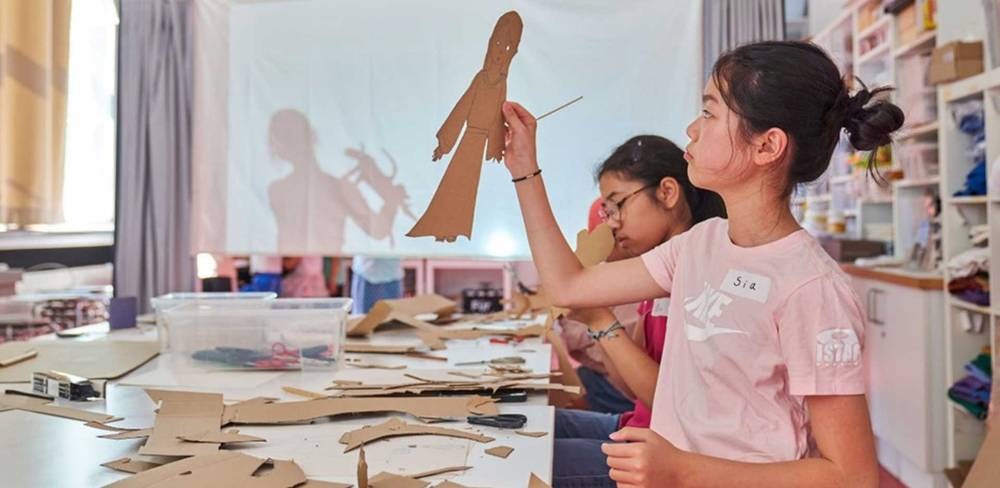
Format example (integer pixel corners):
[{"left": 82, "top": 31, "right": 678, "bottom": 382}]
[
  {"left": 938, "top": 64, "right": 1000, "bottom": 469},
  {"left": 803, "top": 0, "right": 941, "bottom": 252}
]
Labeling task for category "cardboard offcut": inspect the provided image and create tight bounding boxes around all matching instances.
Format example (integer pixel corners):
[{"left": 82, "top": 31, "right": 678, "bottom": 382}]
[
  {"left": 484, "top": 445, "right": 514, "bottom": 459},
  {"left": 100, "top": 458, "right": 163, "bottom": 474},
  {"left": 0, "top": 390, "right": 118, "bottom": 423},
  {"left": 138, "top": 389, "right": 225, "bottom": 457},
  {"left": 105, "top": 452, "right": 308, "bottom": 488},
  {"left": 223, "top": 394, "right": 499, "bottom": 424},
  {"left": 0, "top": 340, "right": 159, "bottom": 383},
  {"left": 339, "top": 417, "right": 494, "bottom": 452}
]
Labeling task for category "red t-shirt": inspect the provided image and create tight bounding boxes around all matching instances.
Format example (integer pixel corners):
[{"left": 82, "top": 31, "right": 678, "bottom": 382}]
[{"left": 618, "top": 299, "right": 667, "bottom": 429}]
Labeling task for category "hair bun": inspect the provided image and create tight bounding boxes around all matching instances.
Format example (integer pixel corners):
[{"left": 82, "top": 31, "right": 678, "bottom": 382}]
[{"left": 842, "top": 84, "right": 905, "bottom": 151}]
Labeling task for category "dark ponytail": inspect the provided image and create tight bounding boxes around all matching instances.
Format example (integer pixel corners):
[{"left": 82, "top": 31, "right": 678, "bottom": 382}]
[
  {"left": 595, "top": 135, "right": 726, "bottom": 224},
  {"left": 712, "top": 41, "right": 905, "bottom": 196}
]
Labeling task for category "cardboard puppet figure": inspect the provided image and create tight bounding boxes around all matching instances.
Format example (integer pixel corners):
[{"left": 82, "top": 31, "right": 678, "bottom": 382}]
[{"left": 407, "top": 11, "right": 523, "bottom": 242}]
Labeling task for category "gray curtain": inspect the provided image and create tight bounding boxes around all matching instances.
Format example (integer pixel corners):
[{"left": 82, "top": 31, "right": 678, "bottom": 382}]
[
  {"left": 703, "top": 0, "right": 785, "bottom": 81},
  {"left": 114, "top": 0, "right": 194, "bottom": 312}
]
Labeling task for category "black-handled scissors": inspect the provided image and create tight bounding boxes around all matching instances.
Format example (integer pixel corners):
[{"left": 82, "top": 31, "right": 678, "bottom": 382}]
[{"left": 467, "top": 414, "right": 528, "bottom": 429}]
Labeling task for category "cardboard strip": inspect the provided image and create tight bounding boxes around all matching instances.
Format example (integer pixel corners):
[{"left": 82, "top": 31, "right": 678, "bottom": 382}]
[
  {"left": 282, "top": 386, "right": 330, "bottom": 399},
  {"left": 178, "top": 429, "right": 265, "bottom": 444},
  {"left": 339, "top": 417, "right": 494, "bottom": 452},
  {"left": 100, "top": 457, "right": 163, "bottom": 474},
  {"left": 225, "top": 395, "right": 499, "bottom": 424},
  {"left": 99, "top": 428, "right": 153, "bottom": 440},
  {"left": 0, "top": 391, "right": 118, "bottom": 423},
  {"left": 105, "top": 452, "right": 306, "bottom": 488},
  {"left": 0, "top": 349, "right": 37, "bottom": 367},
  {"left": 514, "top": 430, "right": 547, "bottom": 438},
  {"left": 85, "top": 420, "right": 142, "bottom": 432}
]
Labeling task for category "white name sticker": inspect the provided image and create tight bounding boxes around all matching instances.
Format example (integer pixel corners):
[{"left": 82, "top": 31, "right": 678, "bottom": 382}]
[
  {"left": 720, "top": 269, "right": 772, "bottom": 303},
  {"left": 651, "top": 298, "right": 671, "bottom": 317}
]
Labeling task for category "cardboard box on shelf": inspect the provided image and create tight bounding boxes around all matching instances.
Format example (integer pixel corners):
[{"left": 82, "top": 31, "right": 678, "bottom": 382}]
[{"left": 928, "top": 41, "right": 984, "bottom": 85}]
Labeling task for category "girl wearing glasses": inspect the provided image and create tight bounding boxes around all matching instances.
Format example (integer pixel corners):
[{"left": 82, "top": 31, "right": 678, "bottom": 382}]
[
  {"left": 502, "top": 40, "right": 902, "bottom": 487},
  {"left": 553, "top": 135, "right": 725, "bottom": 487}
]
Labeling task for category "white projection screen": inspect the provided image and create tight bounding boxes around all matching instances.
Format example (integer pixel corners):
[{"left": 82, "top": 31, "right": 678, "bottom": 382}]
[{"left": 191, "top": 0, "right": 701, "bottom": 259}]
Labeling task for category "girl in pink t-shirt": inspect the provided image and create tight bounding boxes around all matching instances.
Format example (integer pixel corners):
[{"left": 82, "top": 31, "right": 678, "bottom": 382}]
[
  {"left": 501, "top": 40, "right": 903, "bottom": 487},
  {"left": 552, "top": 135, "right": 725, "bottom": 487}
]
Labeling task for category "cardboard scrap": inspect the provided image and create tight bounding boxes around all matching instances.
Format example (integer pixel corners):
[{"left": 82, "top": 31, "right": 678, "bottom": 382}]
[
  {"left": 298, "top": 481, "right": 352, "bottom": 488},
  {"left": 407, "top": 11, "right": 523, "bottom": 242},
  {"left": 484, "top": 445, "right": 514, "bottom": 459},
  {"left": 100, "top": 428, "right": 154, "bottom": 440},
  {"left": 178, "top": 428, "right": 265, "bottom": 444},
  {"left": 282, "top": 386, "right": 331, "bottom": 399},
  {"left": 86, "top": 420, "right": 143, "bottom": 432},
  {"left": 339, "top": 417, "right": 494, "bottom": 452},
  {"left": 514, "top": 430, "right": 547, "bottom": 438},
  {"left": 325, "top": 374, "right": 579, "bottom": 398},
  {"left": 105, "top": 452, "right": 306, "bottom": 488},
  {"left": 224, "top": 395, "right": 499, "bottom": 424},
  {"left": 0, "top": 390, "right": 118, "bottom": 423},
  {"left": 0, "top": 340, "right": 159, "bottom": 383},
  {"left": 0, "top": 348, "right": 36, "bottom": 367},
  {"left": 138, "top": 389, "right": 224, "bottom": 457},
  {"left": 409, "top": 466, "right": 473, "bottom": 479},
  {"left": 369, "top": 473, "right": 429, "bottom": 488},
  {"left": 347, "top": 295, "right": 456, "bottom": 337},
  {"left": 101, "top": 457, "right": 163, "bottom": 474},
  {"left": 345, "top": 343, "right": 419, "bottom": 354},
  {"left": 528, "top": 473, "right": 551, "bottom": 488}
]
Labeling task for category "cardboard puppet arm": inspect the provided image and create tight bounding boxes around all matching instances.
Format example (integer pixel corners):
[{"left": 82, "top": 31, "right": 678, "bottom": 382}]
[{"left": 433, "top": 73, "right": 480, "bottom": 160}]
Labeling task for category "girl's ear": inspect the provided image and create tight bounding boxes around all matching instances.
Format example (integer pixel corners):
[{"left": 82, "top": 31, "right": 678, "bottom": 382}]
[
  {"left": 658, "top": 177, "right": 681, "bottom": 210},
  {"left": 751, "top": 127, "right": 789, "bottom": 168}
]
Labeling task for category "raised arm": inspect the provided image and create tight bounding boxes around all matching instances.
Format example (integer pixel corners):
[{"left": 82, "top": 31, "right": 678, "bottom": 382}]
[{"left": 501, "top": 101, "right": 664, "bottom": 308}]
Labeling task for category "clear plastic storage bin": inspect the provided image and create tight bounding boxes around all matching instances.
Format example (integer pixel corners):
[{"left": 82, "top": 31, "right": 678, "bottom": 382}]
[
  {"left": 162, "top": 298, "right": 351, "bottom": 371},
  {"left": 151, "top": 292, "right": 277, "bottom": 352}
]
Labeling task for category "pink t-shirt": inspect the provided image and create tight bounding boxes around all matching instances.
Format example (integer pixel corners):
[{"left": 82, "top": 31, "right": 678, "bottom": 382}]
[{"left": 640, "top": 218, "right": 866, "bottom": 462}]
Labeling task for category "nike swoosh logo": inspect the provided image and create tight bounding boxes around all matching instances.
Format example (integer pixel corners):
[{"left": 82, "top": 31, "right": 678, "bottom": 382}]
[{"left": 685, "top": 323, "right": 748, "bottom": 342}]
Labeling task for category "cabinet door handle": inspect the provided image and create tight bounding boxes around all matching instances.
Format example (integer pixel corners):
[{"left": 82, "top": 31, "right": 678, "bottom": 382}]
[
  {"left": 870, "top": 288, "right": 884, "bottom": 326},
  {"left": 865, "top": 289, "right": 874, "bottom": 323}
]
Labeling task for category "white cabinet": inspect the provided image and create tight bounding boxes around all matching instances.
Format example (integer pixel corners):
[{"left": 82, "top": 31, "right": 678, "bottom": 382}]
[{"left": 851, "top": 275, "right": 948, "bottom": 488}]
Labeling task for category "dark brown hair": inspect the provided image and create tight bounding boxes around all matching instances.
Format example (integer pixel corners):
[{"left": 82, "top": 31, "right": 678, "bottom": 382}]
[{"left": 712, "top": 41, "right": 905, "bottom": 196}]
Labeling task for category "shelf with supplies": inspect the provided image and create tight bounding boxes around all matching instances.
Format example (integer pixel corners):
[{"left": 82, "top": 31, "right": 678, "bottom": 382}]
[
  {"left": 893, "top": 176, "right": 940, "bottom": 188},
  {"left": 948, "top": 196, "right": 990, "bottom": 205},
  {"left": 893, "top": 30, "right": 936, "bottom": 58},
  {"left": 948, "top": 297, "right": 994, "bottom": 317}
]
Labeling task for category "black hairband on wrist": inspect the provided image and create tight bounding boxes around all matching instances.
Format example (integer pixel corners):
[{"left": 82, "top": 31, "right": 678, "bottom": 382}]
[{"left": 512, "top": 168, "right": 542, "bottom": 183}]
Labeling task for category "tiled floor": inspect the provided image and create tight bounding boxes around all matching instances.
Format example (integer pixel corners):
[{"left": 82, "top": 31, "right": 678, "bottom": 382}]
[{"left": 879, "top": 466, "right": 907, "bottom": 488}]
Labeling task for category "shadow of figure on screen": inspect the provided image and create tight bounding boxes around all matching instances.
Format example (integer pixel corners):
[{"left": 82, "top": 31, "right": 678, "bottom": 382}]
[
  {"left": 267, "top": 109, "right": 410, "bottom": 253},
  {"left": 406, "top": 11, "right": 523, "bottom": 242}
]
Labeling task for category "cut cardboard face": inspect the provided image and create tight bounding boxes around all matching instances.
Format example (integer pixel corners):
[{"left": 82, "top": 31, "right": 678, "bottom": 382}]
[
  {"left": 224, "top": 395, "right": 499, "bottom": 424},
  {"left": 138, "top": 389, "right": 224, "bottom": 457},
  {"left": 0, "top": 341, "right": 159, "bottom": 383},
  {"left": 406, "top": 12, "right": 523, "bottom": 242},
  {"left": 0, "top": 390, "right": 118, "bottom": 423},
  {"left": 347, "top": 295, "right": 456, "bottom": 338},
  {"left": 105, "top": 452, "right": 306, "bottom": 488},
  {"left": 339, "top": 417, "right": 494, "bottom": 452}
]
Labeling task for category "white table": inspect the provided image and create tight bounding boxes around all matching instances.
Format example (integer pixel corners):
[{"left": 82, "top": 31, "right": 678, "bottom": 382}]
[{"left": 0, "top": 317, "right": 556, "bottom": 487}]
